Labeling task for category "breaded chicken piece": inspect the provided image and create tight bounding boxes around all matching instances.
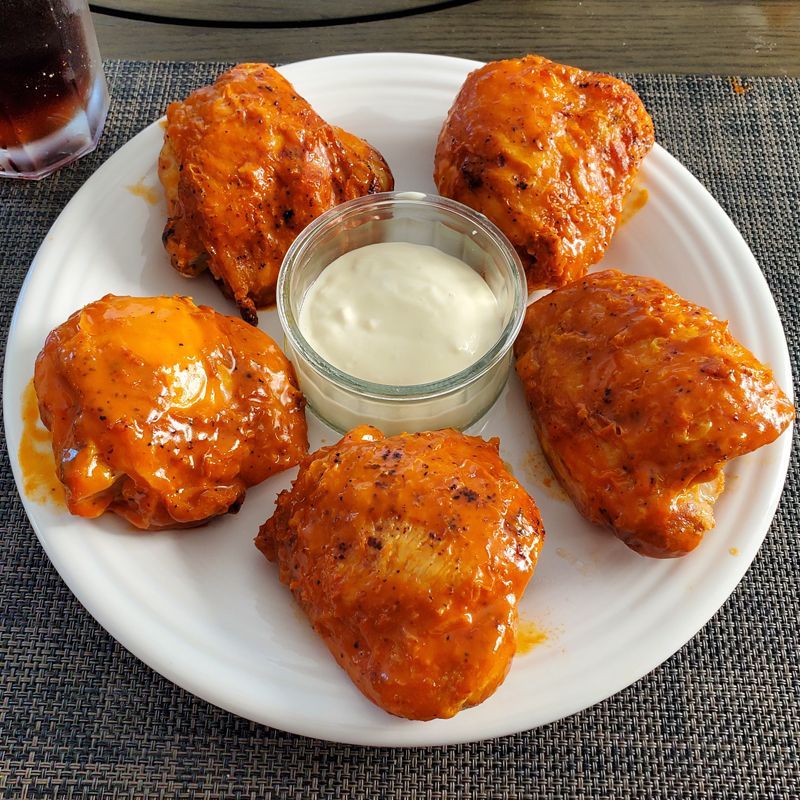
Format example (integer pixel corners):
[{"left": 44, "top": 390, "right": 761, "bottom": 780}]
[
  {"left": 34, "top": 295, "right": 308, "bottom": 529},
  {"left": 434, "top": 55, "right": 654, "bottom": 291},
  {"left": 159, "top": 64, "right": 394, "bottom": 324},
  {"left": 514, "top": 270, "right": 794, "bottom": 557},
  {"left": 256, "top": 426, "right": 545, "bottom": 720}
]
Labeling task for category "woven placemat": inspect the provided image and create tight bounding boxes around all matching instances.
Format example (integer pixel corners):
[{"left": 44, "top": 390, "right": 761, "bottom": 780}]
[{"left": 1, "top": 62, "right": 797, "bottom": 799}]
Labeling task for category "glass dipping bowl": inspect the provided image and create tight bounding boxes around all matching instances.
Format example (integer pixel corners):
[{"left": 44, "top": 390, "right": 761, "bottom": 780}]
[{"left": 277, "top": 191, "right": 526, "bottom": 435}]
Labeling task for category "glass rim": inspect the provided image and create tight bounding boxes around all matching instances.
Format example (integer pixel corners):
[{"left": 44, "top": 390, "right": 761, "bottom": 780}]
[{"left": 277, "top": 191, "right": 527, "bottom": 401}]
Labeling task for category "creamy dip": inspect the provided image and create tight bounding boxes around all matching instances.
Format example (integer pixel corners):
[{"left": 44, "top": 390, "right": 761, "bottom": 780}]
[{"left": 298, "top": 242, "right": 503, "bottom": 385}]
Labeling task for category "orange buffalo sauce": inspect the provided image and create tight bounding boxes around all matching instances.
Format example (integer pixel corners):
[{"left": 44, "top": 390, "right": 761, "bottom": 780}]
[
  {"left": 126, "top": 178, "right": 160, "bottom": 205},
  {"left": 18, "top": 379, "right": 64, "bottom": 506},
  {"left": 516, "top": 620, "right": 548, "bottom": 655},
  {"left": 620, "top": 186, "right": 649, "bottom": 226},
  {"left": 524, "top": 448, "right": 569, "bottom": 502},
  {"left": 730, "top": 77, "right": 751, "bottom": 95}
]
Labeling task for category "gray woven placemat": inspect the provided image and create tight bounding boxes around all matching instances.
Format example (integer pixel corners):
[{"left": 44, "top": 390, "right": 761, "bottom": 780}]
[{"left": 1, "top": 61, "right": 798, "bottom": 799}]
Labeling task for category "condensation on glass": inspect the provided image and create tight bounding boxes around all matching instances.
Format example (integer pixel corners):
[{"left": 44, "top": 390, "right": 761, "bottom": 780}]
[{"left": 0, "top": 0, "right": 109, "bottom": 180}]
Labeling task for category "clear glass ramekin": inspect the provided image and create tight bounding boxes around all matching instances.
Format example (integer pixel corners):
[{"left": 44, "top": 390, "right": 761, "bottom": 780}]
[{"left": 277, "top": 191, "right": 526, "bottom": 435}]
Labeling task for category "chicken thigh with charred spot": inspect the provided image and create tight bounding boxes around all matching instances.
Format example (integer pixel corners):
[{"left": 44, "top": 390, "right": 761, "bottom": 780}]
[{"left": 257, "top": 425, "right": 545, "bottom": 720}]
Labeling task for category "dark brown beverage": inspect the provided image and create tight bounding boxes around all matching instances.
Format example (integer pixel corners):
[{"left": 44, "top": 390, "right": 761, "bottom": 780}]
[{"left": 0, "top": 0, "right": 108, "bottom": 179}]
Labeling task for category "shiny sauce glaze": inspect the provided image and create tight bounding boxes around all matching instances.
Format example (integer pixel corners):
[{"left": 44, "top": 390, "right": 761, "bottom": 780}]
[
  {"left": 433, "top": 54, "right": 655, "bottom": 291},
  {"left": 34, "top": 295, "right": 307, "bottom": 529},
  {"left": 159, "top": 63, "right": 394, "bottom": 323},
  {"left": 514, "top": 269, "right": 794, "bottom": 557},
  {"left": 258, "top": 425, "right": 545, "bottom": 720}
]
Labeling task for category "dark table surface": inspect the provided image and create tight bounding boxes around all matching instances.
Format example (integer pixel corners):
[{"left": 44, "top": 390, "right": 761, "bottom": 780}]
[
  {"left": 2, "top": 3, "right": 800, "bottom": 797},
  {"left": 90, "top": 0, "right": 800, "bottom": 75}
]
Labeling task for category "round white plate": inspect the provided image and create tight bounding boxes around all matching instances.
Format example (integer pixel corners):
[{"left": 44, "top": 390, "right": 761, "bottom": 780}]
[{"left": 3, "top": 53, "right": 794, "bottom": 747}]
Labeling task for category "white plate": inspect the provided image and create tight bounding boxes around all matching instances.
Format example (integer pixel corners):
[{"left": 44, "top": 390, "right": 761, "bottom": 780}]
[{"left": 3, "top": 53, "right": 794, "bottom": 747}]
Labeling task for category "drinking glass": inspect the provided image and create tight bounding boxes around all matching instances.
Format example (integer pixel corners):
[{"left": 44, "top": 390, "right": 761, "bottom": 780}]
[{"left": 0, "top": 0, "right": 109, "bottom": 180}]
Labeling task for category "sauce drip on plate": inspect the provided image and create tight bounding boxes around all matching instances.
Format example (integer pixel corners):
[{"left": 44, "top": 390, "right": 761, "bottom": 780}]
[
  {"left": 127, "top": 178, "right": 160, "bottom": 205},
  {"left": 620, "top": 186, "right": 649, "bottom": 226},
  {"left": 516, "top": 620, "right": 548, "bottom": 654},
  {"left": 18, "top": 378, "right": 64, "bottom": 506}
]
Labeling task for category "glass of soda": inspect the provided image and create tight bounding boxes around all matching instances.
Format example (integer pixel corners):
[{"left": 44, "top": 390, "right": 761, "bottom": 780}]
[{"left": 0, "top": 0, "right": 110, "bottom": 180}]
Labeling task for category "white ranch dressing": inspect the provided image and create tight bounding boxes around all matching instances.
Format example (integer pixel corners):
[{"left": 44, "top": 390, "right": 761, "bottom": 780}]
[{"left": 298, "top": 242, "right": 503, "bottom": 385}]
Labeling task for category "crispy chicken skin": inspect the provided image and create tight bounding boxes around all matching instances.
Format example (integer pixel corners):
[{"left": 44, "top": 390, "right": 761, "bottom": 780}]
[
  {"left": 434, "top": 55, "right": 654, "bottom": 291},
  {"left": 256, "top": 426, "right": 545, "bottom": 720},
  {"left": 514, "top": 270, "right": 794, "bottom": 558},
  {"left": 34, "top": 295, "right": 308, "bottom": 530},
  {"left": 159, "top": 63, "right": 394, "bottom": 324}
]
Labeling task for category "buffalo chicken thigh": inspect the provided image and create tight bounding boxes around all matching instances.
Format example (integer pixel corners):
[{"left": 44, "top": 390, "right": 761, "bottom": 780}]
[
  {"left": 34, "top": 295, "right": 308, "bottom": 529},
  {"left": 159, "top": 63, "right": 394, "bottom": 323},
  {"left": 257, "top": 426, "right": 545, "bottom": 720},
  {"left": 514, "top": 270, "right": 794, "bottom": 557},
  {"left": 434, "top": 55, "right": 654, "bottom": 290}
]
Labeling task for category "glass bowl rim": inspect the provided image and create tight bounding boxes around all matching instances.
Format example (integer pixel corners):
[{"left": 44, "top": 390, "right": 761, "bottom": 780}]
[{"left": 277, "top": 191, "right": 527, "bottom": 402}]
